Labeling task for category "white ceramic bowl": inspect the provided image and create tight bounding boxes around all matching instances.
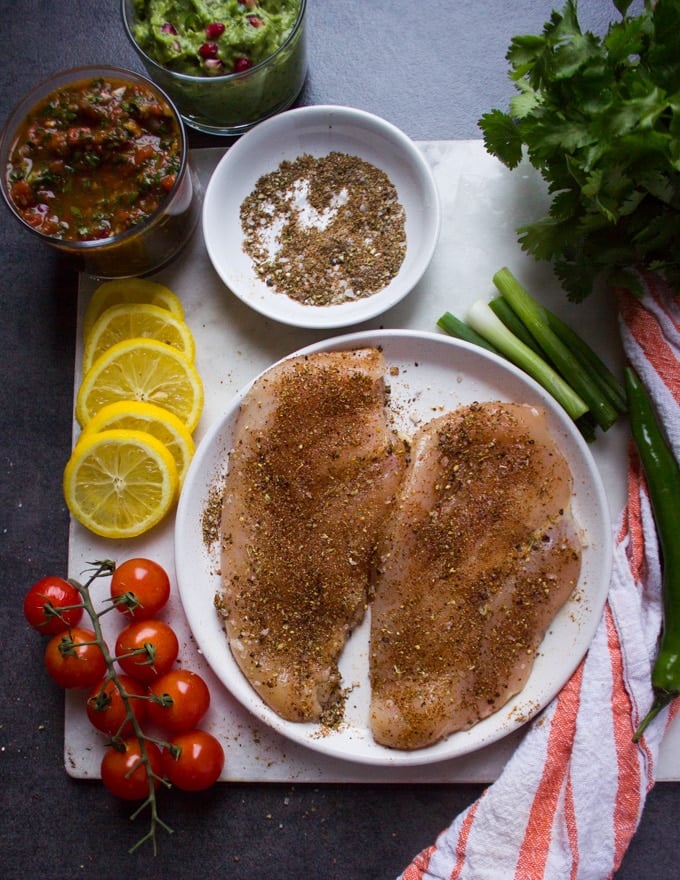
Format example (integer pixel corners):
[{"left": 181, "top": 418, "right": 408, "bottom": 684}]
[{"left": 202, "top": 105, "right": 441, "bottom": 329}]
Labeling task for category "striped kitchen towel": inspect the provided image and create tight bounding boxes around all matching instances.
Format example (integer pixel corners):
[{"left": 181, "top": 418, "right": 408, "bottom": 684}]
[{"left": 398, "top": 273, "right": 680, "bottom": 880}]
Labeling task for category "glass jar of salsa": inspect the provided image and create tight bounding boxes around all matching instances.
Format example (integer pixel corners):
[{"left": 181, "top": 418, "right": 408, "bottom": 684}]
[{"left": 0, "top": 66, "right": 200, "bottom": 278}]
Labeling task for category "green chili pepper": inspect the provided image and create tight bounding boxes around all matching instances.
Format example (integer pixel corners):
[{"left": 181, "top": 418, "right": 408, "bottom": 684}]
[{"left": 626, "top": 367, "right": 680, "bottom": 743}]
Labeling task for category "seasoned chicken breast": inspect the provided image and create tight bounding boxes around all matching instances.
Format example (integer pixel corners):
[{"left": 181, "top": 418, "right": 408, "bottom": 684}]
[
  {"left": 217, "top": 348, "right": 405, "bottom": 722},
  {"left": 369, "top": 401, "right": 582, "bottom": 750}
]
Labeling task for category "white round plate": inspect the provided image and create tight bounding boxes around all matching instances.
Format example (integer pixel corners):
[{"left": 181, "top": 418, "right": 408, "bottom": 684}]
[
  {"left": 201, "top": 105, "right": 440, "bottom": 329},
  {"left": 175, "top": 330, "right": 612, "bottom": 767}
]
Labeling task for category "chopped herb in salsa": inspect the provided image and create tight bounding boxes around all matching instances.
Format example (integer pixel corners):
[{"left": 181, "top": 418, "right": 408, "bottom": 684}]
[{"left": 6, "top": 76, "right": 182, "bottom": 241}]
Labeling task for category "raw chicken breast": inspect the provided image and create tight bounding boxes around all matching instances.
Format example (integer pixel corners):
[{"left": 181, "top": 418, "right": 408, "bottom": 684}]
[
  {"left": 369, "top": 401, "right": 582, "bottom": 750},
  {"left": 217, "top": 348, "right": 405, "bottom": 722}
]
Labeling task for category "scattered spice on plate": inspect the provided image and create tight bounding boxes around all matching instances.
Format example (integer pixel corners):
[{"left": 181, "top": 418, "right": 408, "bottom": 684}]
[
  {"left": 202, "top": 482, "right": 225, "bottom": 549},
  {"left": 239, "top": 151, "right": 407, "bottom": 306}
]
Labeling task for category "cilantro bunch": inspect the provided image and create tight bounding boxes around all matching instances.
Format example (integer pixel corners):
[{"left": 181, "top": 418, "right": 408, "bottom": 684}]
[{"left": 479, "top": 0, "right": 680, "bottom": 302}]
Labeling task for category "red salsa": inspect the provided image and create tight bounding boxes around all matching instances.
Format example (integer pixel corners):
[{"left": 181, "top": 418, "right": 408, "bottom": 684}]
[{"left": 6, "top": 76, "right": 182, "bottom": 241}]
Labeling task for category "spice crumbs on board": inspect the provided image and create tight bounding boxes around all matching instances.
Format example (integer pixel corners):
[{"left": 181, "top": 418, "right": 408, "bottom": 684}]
[{"left": 239, "top": 152, "right": 407, "bottom": 306}]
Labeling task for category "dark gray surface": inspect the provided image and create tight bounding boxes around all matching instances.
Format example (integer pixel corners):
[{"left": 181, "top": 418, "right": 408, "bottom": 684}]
[{"left": 0, "top": 1, "right": 675, "bottom": 877}]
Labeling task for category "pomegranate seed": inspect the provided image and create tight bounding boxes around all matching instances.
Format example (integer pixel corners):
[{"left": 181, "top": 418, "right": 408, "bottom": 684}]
[
  {"left": 205, "top": 22, "right": 225, "bottom": 39},
  {"left": 199, "top": 42, "right": 219, "bottom": 59},
  {"left": 247, "top": 15, "right": 264, "bottom": 28},
  {"left": 161, "top": 22, "right": 177, "bottom": 35},
  {"left": 233, "top": 57, "right": 252, "bottom": 73},
  {"left": 204, "top": 58, "right": 225, "bottom": 74}
]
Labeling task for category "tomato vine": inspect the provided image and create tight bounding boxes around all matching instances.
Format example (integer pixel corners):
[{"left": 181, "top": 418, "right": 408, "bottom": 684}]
[{"left": 24, "top": 558, "right": 224, "bottom": 855}]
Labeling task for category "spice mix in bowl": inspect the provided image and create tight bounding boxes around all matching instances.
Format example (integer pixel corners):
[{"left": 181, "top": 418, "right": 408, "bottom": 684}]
[{"left": 202, "top": 104, "right": 441, "bottom": 329}]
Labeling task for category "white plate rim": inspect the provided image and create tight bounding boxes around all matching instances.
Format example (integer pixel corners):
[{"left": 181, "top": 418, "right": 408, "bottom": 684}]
[
  {"left": 201, "top": 104, "right": 441, "bottom": 329},
  {"left": 174, "top": 329, "right": 612, "bottom": 767}
]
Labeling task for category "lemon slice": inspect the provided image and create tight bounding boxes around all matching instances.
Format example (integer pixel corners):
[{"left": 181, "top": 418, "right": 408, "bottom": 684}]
[
  {"left": 80, "top": 400, "right": 195, "bottom": 486},
  {"left": 83, "top": 279, "right": 185, "bottom": 339},
  {"left": 83, "top": 302, "right": 196, "bottom": 374},
  {"left": 76, "top": 338, "right": 204, "bottom": 433},
  {"left": 63, "top": 429, "right": 179, "bottom": 539}
]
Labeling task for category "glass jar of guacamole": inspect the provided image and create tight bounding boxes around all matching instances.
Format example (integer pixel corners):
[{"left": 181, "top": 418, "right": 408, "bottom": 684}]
[{"left": 122, "top": 0, "right": 308, "bottom": 136}]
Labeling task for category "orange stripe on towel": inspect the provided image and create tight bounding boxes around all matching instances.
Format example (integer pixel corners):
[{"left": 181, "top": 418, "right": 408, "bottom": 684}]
[
  {"left": 646, "top": 274, "right": 680, "bottom": 336},
  {"left": 606, "top": 606, "right": 645, "bottom": 873},
  {"left": 449, "top": 799, "right": 482, "bottom": 880},
  {"left": 401, "top": 846, "right": 434, "bottom": 880},
  {"left": 619, "top": 290, "right": 680, "bottom": 406},
  {"left": 514, "top": 663, "right": 585, "bottom": 879},
  {"left": 623, "top": 453, "right": 647, "bottom": 587},
  {"left": 564, "top": 773, "right": 579, "bottom": 880}
]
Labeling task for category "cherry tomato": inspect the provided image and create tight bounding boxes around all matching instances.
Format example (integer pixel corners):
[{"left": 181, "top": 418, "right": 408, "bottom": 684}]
[
  {"left": 115, "top": 619, "right": 179, "bottom": 683},
  {"left": 161, "top": 729, "right": 224, "bottom": 792},
  {"left": 110, "top": 557, "right": 171, "bottom": 620},
  {"left": 44, "top": 627, "right": 107, "bottom": 688},
  {"left": 101, "top": 737, "right": 163, "bottom": 801},
  {"left": 23, "top": 575, "right": 83, "bottom": 635},
  {"left": 147, "top": 669, "right": 210, "bottom": 733},
  {"left": 86, "top": 675, "right": 148, "bottom": 737}
]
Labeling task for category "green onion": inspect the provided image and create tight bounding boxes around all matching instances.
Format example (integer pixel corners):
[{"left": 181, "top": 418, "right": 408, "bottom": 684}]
[
  {"left": 541, "top": 307, "right": 627, "bottom": 415},
  {"left": 489, "top": 296, "right": 543, "bottom": 355},
  {"left": 465, "top": 299, "right": 589, "bottom": 422},
  {"left": 492, "top": 267, "right": 620, "bottom": 431},
  {"left": 436, "top": 311, "right": 500, "bottom": 353}
]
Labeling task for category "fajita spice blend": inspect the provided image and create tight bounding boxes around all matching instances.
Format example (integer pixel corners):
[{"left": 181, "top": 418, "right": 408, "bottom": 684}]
[{"left": 239, "top": 151, "right": 407, "bottom": 306}]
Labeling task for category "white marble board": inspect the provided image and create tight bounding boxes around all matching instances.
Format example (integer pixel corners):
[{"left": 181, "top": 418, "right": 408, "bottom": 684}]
[{"left": 65, "top": 142, "right": 680, "bottom": 782}]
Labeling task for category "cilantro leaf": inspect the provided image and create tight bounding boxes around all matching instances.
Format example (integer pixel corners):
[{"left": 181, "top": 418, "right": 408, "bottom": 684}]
[{"left": 479, "top": 110, "right": 524, "bottom": 168}]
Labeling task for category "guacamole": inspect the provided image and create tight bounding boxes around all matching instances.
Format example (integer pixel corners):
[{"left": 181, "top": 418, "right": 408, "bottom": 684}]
[{"left": 132, "top": 0, "right": 301, "bottom": 76}]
